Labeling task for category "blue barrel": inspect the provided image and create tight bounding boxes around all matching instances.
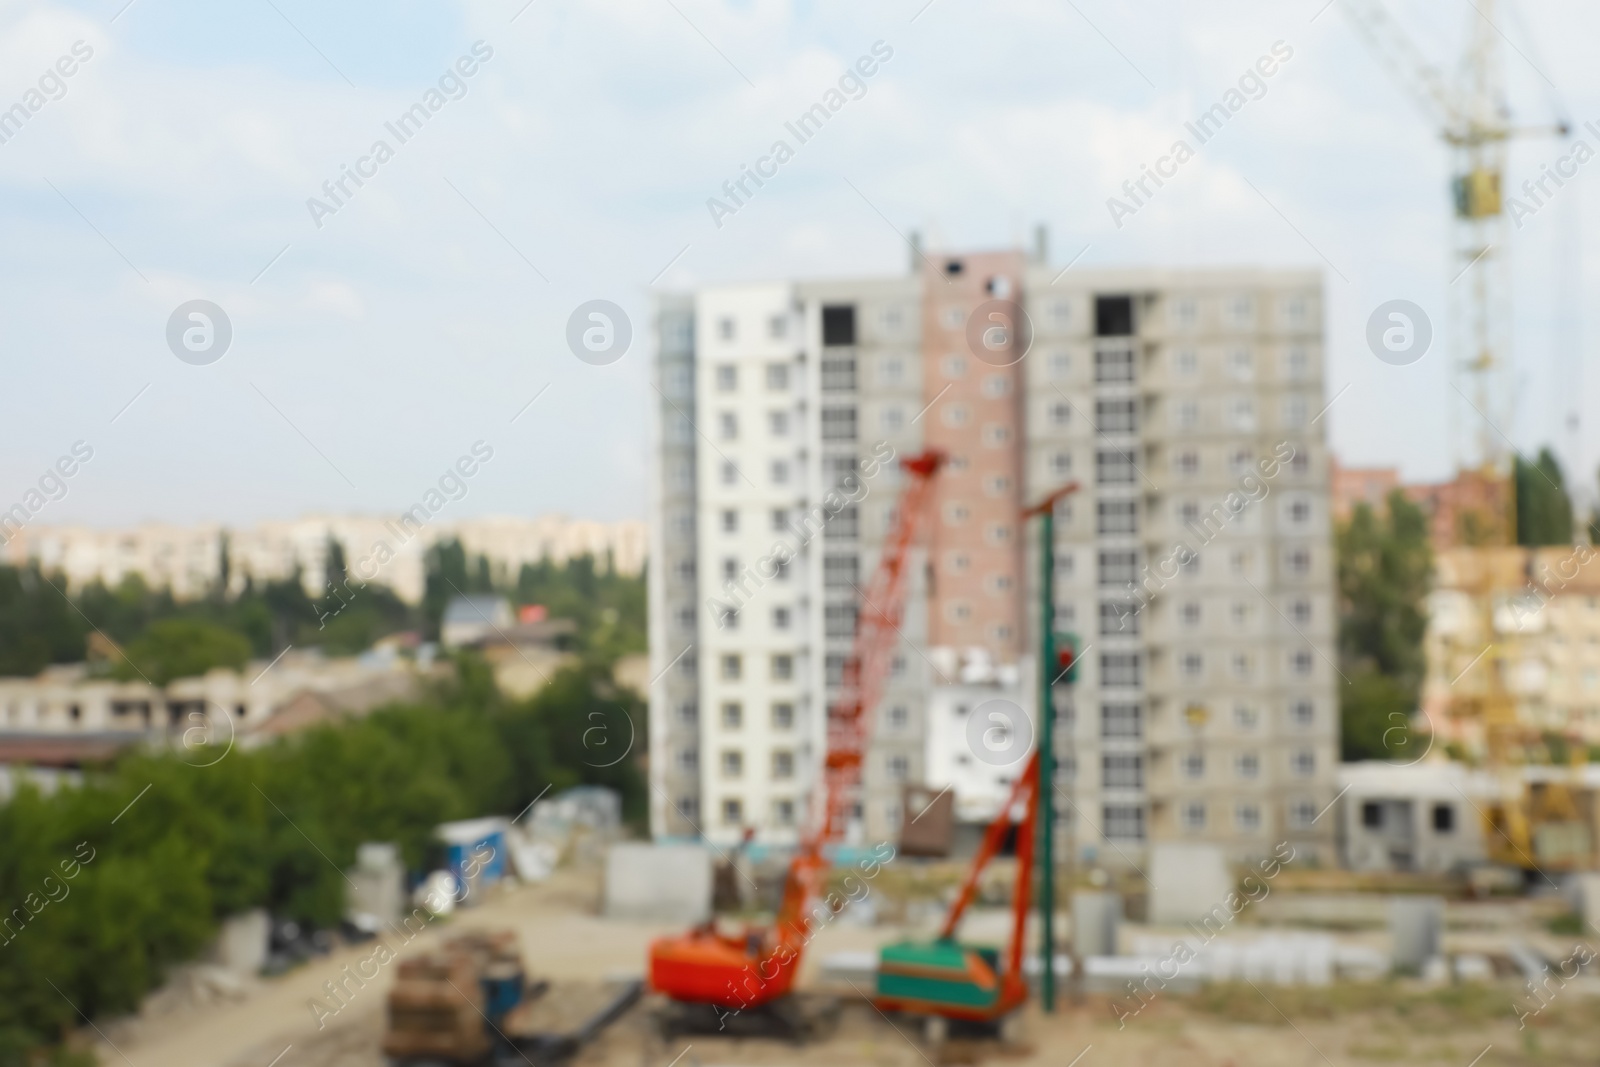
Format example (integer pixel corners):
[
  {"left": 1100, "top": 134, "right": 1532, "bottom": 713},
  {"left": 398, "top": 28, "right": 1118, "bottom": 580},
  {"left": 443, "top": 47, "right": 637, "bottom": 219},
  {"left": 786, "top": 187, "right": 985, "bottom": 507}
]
[{"left": 481, "top": 964, "right": 524, "bottom": 1021}]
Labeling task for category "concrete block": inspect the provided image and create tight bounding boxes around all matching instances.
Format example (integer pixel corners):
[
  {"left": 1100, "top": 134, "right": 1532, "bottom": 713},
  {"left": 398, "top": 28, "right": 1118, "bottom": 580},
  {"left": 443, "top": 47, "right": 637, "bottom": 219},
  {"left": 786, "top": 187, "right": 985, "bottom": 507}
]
[
  {"left": 1148, "top": 843, "right": 1232, "bottom": 925},
  {"left": 346, "top": 841, "right": 405, "bottom": 932},
  {"left": 604, "top": 842, "right": 711, "bottom": 923},
  {"left": 818, "top": 950, "right": 878, "bottom": 987},
  {"left": 1455, "top": 953, "right": 1494, "bottom": 982},
  {"left": 1334, "top": 944, "right": 1389, "bottom": 981},
  {"left": 1576, "top": 873, "right": 1600, "bottom": 937},
  {"left": 212, "top": 909, "right": 269, "bottom": 976},
  {"left": 1082, "top": 955, "right": 1201, "bottom": 995},
  {"left": 1071, "top": 890, "right": 1121, "bottom": 958},
  {"left": 1303, "top": 936, "right": 1335, "bottom": 986},
  {"left": 1389, "top": 896, "right": 1444, "bottom": 973}
]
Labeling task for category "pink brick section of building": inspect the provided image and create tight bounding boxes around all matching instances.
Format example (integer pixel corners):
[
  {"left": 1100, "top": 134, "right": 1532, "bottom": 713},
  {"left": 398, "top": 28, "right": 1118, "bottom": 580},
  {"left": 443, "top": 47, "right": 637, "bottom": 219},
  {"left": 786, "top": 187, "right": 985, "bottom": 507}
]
[{"left": 918, "top": 250, "right": 1028, "bottom": 663}]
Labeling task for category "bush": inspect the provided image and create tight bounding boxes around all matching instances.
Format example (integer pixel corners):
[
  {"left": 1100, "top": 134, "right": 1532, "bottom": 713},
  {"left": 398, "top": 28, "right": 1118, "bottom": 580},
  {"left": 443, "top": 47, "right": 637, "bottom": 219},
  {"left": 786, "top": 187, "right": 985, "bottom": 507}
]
[{"left": 111, "top": 619, "right": 252, "bottom": 685}]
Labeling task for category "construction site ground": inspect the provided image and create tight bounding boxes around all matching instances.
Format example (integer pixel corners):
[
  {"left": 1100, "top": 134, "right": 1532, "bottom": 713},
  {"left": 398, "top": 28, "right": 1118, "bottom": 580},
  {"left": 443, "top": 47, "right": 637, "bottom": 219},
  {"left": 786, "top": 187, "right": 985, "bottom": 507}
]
[{"left": 89, "top": 868, "right": 1600, "bottom": 1067}]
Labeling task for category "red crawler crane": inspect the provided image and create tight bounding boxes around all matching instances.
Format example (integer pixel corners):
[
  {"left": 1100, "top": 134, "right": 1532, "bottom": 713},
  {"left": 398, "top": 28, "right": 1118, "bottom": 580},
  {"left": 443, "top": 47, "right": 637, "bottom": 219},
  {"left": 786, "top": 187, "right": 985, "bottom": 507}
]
[{"left": 649, "top": 449, "right": 946, "bottom": 1016}]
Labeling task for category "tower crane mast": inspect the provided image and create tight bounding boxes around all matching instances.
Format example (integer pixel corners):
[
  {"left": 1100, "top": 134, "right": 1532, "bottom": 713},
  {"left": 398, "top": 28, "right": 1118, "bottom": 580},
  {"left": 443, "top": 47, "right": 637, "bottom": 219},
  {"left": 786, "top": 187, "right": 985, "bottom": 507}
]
[{"left": 1342, "top": 0, "right": 1567, "bottom": 484}]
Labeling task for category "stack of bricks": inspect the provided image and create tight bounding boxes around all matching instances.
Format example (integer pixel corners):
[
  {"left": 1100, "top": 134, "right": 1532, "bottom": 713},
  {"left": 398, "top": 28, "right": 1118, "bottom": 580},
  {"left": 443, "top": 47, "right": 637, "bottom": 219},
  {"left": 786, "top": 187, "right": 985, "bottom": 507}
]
[{"left": 380, "top": 931, "right": 523, "bottom": 1063}]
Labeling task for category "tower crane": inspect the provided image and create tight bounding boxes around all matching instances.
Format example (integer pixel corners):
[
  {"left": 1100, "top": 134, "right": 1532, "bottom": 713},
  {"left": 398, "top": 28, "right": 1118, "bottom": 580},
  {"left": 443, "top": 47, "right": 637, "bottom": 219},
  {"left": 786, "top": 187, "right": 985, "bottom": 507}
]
[{"left": 1342, "top": 0, "right": 1567, "bottom": 493}]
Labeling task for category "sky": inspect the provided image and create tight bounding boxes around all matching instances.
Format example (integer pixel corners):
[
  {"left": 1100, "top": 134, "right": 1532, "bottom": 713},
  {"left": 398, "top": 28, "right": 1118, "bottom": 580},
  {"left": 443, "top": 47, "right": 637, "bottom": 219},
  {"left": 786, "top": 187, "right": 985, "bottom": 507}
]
[{"left": 0, "top": 0, "right": 1596, "bottom": 527}]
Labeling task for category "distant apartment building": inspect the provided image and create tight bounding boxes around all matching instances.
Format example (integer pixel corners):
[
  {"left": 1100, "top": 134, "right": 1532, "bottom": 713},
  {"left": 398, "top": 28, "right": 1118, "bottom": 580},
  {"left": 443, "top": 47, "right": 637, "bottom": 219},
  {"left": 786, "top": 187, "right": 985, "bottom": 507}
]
[
  {"left": 649, "top": 244, "right": 1339, "bottom": 865},
  {"left": 1329, "top": 460, "right": 1400, "bottom": 522},
  {"left": 4, "top": 515, "right": 647, "bottom": 604},
  {"left": 1328, "top": 461, "right": 1511, "bottom": 549}
]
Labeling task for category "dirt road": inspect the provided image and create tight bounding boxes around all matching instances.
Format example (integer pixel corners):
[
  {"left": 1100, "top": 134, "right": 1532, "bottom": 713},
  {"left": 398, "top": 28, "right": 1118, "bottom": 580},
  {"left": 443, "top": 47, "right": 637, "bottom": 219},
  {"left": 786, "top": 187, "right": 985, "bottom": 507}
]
[{"left": 90, "top": 870, "right": 1597, "bottom": 1067}]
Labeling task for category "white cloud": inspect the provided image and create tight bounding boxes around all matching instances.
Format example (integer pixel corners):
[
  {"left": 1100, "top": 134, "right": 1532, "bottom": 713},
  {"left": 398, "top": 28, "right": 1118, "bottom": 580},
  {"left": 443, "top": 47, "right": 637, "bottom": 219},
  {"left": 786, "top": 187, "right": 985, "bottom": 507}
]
[{"left": 2, "top": 0, "right": 1598, "bottom": 523}]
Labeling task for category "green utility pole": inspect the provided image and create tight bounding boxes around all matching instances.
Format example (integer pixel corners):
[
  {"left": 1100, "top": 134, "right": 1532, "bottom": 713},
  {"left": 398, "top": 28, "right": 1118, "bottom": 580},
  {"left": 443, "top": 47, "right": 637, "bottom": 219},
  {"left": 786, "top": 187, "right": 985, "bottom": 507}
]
[
  {"left": 1037, "top": 504, "right": 1056, "bottom": 1012},
  {"left": 1025, "top": 482, "right": 1077, "bottom": 1014}
]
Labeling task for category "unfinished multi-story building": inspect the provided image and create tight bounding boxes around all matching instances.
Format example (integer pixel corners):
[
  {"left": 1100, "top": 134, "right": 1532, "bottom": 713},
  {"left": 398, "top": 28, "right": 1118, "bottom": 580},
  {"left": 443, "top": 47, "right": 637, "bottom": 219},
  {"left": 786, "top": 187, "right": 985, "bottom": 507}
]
[{"left": 648, "top": 242, "right": 1339, "bottom": 866}]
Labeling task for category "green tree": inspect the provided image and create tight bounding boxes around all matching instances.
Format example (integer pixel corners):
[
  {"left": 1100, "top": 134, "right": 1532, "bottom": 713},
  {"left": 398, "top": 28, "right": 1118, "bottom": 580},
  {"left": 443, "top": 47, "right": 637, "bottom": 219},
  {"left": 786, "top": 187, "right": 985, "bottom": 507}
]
[
  {"left": 216, "top": 531, "right": 232, "bottom": 600},
  {"left": 324, "top": 537, "right": 347, "bottom": 589},
  {"left": 0, "top": 565, "right": 84, "bottom": 676},
  {"left": 1339, "top": 672, "right": 1417, "bottom": 762},
  {"left": 1587, "top": 464, "right": 1600, "bottom": 545},
  {"left": 1514, "top": 447, "right": 1573, "bottom": 546},
  {"left": 513, "top": 555, "right": 645, "bottom": 664},
  {"left": 1338, "top": 492, "right": 1432, "bottom": 681},
  {"left": 112, "top": 619, "right": 251, "bottom": 685},
  {"left": 1337, "top": 491, "right": 1432, "bottom": 760},
  {"left": 423, "top": 539, "right": 492, "bottom": 639}
]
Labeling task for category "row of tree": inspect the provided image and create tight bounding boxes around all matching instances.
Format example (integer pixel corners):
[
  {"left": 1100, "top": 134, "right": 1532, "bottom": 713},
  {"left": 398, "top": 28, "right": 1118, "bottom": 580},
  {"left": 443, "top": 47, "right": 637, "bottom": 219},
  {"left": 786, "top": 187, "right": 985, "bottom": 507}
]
[
  {"left": 0, "top": 542, "right": 645, "bottom": 683},
  {"left": 0, "top": 659, "right": 644, "bottom": 1065}
]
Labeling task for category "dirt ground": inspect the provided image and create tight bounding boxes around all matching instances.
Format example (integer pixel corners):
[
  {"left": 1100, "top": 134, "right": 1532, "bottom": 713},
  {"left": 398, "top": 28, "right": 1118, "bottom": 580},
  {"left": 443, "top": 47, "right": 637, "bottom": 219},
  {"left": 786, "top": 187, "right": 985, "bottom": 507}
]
[{"left": 88, "top": 869, "right": 1600, "bottom": 1067}]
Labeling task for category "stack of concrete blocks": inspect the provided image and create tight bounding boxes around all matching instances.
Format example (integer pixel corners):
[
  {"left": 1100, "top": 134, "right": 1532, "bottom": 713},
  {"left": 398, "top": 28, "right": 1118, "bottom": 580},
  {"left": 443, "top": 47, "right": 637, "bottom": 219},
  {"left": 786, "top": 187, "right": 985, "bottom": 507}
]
[
  {"left": 1389, "top": 895, "right": 1444, "bottom": 974},
  {"left": 1147, "top": 843, "right": 1233, "bottom": 925},
  {"left": 1072, "top": 891, "right": 1122, "bottom": 958},
  {"left": 604, "top": 842, "right": 712, "bottom": 923},
  {"left": 347, "top": 842, "right": 406, "bottom": 934},
  {"left": 1204, "top": 934, "right": 1335, "bottom": 985},
  {"left": 1125, "top": 933, "right": 1335, "bottom": 986}
]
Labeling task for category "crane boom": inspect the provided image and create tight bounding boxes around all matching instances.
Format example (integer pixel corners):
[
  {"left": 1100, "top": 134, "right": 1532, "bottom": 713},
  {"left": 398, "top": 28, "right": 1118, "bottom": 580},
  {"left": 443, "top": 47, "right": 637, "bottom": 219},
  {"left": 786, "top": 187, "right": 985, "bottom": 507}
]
[
  {"left": 1340, "top": 0, "right": 1464, "bottom": 132},
  {"left": 649, "top": 449, "right": 945, "bottom": 1014},
  {"left": 769, "top": 449, "right": 946, "bottom": 949}
]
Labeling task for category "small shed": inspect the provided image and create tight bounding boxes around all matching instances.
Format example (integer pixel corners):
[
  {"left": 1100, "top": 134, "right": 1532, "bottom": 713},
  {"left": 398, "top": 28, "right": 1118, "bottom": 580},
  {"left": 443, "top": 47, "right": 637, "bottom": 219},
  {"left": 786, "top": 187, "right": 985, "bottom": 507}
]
[{"left": 437, "top": 816, "right": 510, "bottom": 901}]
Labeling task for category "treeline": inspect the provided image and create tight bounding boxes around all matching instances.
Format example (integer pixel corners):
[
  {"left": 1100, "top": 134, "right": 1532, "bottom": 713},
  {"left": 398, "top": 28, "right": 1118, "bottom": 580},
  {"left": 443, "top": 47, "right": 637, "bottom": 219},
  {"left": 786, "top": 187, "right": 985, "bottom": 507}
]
[
  {"left": 1336, "top": 491, "right": 1431, "bottom": 760},
  {"left": 421, "top": 542, "right": 645, "bottom": 662},
  {"left": 0, "top": 658, "right": 643, "bottom": 1065},
  {"left": 0, "top": 541, "right": 645, "bottom": 680}
]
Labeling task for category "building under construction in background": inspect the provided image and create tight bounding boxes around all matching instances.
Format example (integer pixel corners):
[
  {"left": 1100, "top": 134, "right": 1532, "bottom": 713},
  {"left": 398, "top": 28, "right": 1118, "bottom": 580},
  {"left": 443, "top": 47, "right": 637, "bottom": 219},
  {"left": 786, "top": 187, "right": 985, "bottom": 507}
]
[
  {"left": 1423, "top": 545, "right": 1600, "bottom": 871},
  {"left": 647, "top": 240, "right": 1339, "bottom": 867}
]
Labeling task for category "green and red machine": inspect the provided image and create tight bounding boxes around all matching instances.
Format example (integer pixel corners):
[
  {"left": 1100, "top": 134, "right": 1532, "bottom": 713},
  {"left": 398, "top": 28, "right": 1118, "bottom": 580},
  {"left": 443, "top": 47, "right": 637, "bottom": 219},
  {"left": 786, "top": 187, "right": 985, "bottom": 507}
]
[
  {"left": 874, "top": 482, "right": 1077, "bottom": 1024},
  {"left": 874, "top": 749, "right": 1041, "bottom": 1021}
]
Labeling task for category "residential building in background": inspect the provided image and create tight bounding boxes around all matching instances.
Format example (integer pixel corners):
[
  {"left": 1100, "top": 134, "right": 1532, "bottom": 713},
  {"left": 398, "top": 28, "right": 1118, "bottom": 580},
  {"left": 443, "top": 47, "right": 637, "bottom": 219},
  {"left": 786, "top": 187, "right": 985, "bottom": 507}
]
[
  {"left": 3, "top": 515, "right": 647, "bottom": 604},
  {"left": 1328, "top": 460, "right": 1511, "bottom": 549},
  {"left": 1330, "top": 460, "right": 1400, "bottom": 522},
  {"left": 649, "top": 240, "right": 1339, "bottom": 865},
  {"left": 0, "top": 649, "right": 431, "bottom": 800}
]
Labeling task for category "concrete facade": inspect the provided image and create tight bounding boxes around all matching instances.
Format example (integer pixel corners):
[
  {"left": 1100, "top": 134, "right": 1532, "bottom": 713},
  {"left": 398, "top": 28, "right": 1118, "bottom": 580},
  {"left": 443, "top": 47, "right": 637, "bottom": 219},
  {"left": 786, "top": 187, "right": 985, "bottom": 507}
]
[
  {"left": 649, "top": 248, "right": 1339, "bottom": 865},
  {"left": 1424, "top": 545, "right": 1600, "bottom": 752}
]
